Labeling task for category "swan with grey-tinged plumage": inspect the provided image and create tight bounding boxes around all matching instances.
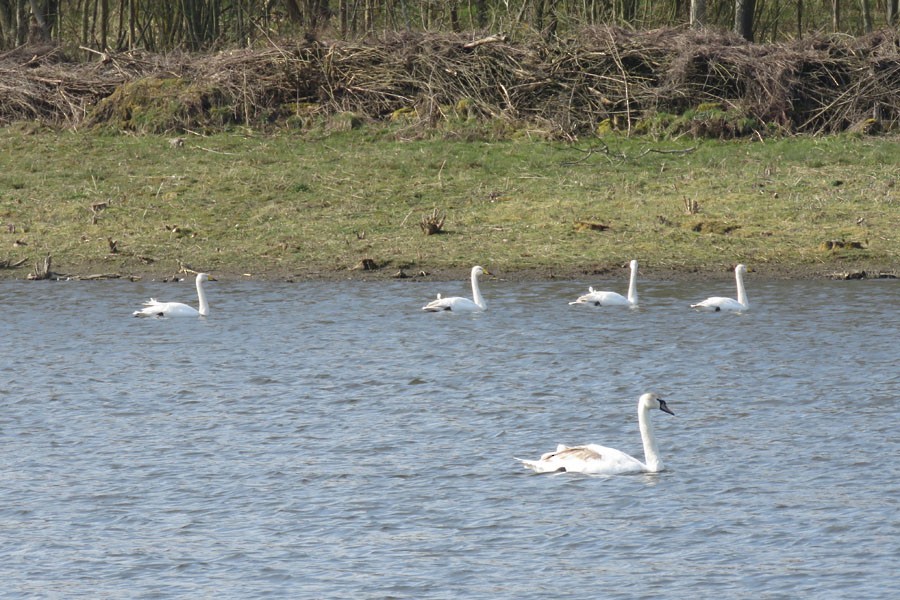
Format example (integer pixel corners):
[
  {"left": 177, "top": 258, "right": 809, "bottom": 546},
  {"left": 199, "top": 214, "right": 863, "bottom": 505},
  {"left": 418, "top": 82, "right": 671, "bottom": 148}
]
[
  {"left": 132, "top": 272, "right": 216, "bottom": 317},
  {"left": 569, "top": 259, "right": 639, "bottom": 307},
  {"left": 517, "top": 392, "right": 674, "bottom": 475},
  {"left": 691, "top": 263, "right": 750, "bottom": 312},
  {"left": 422, "top": 265, "right": 491, "bottom": 312}
]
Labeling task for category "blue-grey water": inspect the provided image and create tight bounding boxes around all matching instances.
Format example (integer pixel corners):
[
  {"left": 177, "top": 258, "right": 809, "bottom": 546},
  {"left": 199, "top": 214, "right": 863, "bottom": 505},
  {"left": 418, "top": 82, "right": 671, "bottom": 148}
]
[{"left": 1, "top": 274, "right": 898, "bottom": 599}]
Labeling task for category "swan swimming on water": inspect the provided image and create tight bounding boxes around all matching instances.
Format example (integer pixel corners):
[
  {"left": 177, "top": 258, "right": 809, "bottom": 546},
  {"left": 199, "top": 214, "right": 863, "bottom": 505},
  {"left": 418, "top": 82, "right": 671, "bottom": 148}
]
[
  {"left": 569, "top": 259, "right": 639, "bottom": 307},
  {"left": 133, "top": 272, "right": 216, "bottom": 317},
  {"left": 517, "top": 392, "right": 674, "bottom": 475},
  {"left": 422, "top": 265, "right": 490, "bottom": 312},
  {"left": 691, "top": 264, "right": 750, "bottom": 312}
]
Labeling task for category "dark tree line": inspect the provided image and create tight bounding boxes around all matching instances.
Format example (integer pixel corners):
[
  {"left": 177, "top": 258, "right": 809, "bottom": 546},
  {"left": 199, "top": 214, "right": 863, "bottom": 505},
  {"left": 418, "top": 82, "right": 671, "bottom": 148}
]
[{"left": 2, "top": 0, "right": 898, "bottom": 51}]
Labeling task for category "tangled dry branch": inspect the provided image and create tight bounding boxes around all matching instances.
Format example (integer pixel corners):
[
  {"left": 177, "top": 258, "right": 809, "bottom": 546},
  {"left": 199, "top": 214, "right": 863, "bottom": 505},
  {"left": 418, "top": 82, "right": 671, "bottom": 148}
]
[{"left": 1, "top": 27, "right": 898, "bottom": 136}]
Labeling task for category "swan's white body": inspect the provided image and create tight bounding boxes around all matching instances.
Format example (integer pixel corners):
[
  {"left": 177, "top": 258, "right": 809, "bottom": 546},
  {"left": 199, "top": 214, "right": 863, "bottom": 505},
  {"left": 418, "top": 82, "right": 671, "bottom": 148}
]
[
  {"left": 570, "top": 260, "right": 638, "bottom": 307},
  {"left": 691, "top": 264, "right": 749, "bottom": 312},
  {"left": 422, "top": 266, "right": 490, "bottom": 312},
  {"left": 133, "top": 273, "right": 215, "bottom": 317},
  {"left": 518, "top": 392, "right": 674, "bottom": 475}
]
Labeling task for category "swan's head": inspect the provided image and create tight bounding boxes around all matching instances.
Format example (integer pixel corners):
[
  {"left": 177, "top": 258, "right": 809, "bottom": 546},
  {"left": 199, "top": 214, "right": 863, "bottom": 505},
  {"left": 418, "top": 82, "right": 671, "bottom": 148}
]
[
  {"left": 472, "top": 265, "right": 491, "bottom": 277},
  {"left": 196, "top": 273, "right": 216, "bottom": 283},
  {"left": 735, "top": 264, "right": 747, "bottom": 275},
  {"left": 629, "top": 259, "right": 638, "bottom": 270},
  {"left": 639, "top": 392, "right": 674, "bottom": 415}
]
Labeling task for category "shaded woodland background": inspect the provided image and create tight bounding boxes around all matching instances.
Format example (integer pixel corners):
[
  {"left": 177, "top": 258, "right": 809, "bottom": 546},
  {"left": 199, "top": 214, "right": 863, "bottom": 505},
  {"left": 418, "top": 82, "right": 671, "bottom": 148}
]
[
  {"left": 1, "top": 1, "right": 898, "bottom": 137},
  {"left": 3, "top": 0, "right": 900, "bottom": 50}
]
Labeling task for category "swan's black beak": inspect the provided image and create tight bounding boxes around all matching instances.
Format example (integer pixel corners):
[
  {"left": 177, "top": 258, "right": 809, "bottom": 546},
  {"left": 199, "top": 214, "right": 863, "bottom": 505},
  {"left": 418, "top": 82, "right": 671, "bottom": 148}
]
[{"left": 658, "top": 399, "right": 674, "bottom": 416}]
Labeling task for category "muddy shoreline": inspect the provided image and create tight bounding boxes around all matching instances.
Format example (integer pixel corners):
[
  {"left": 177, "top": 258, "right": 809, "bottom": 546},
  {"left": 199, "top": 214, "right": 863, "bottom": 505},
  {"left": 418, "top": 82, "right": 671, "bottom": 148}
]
[{"left": 3, "top": 260, "right": 896, "bottom": 283}]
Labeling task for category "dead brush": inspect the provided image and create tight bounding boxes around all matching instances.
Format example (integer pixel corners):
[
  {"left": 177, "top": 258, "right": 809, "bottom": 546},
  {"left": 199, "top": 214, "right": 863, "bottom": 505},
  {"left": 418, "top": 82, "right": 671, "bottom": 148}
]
[
  {"left": 420, "top": 208, "right": 446, "bottom": 235},
  {"left": 683, "top": 197, "right": 700, "bottom": 215}
]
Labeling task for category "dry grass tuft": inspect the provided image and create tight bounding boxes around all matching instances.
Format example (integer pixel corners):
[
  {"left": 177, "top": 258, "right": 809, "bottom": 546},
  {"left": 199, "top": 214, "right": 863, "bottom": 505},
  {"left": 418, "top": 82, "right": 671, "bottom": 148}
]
[{"left": 420, "top": 208, "right": 446, "bottom": 235}]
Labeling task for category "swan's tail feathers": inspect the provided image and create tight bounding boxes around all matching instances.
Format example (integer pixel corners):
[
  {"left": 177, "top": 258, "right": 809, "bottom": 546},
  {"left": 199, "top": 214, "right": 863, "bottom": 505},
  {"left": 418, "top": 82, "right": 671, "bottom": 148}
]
[
  {"left": 516, "top": 456, "right": 566, "bottom": 474},
  {"left": 422, "top": 295, "right": 454, "bottom": 311},
  {"left": 422, "top": 293, "right": 443, "bottom": 311},
  {"left": 134, "top": 299, "right": 165, "bottom": 317},
  {"left": 515, "top": 457, "right": 542, "bottom": 472},
  {"left": 571, "top": 287, "right": 597, "bottom": 304}
]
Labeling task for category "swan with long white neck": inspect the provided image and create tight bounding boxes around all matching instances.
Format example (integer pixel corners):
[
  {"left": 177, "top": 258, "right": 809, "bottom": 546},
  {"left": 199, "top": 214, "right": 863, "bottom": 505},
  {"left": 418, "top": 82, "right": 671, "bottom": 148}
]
[
  {"left": 691, "top": 264, "right": 750, "bottom": 312},
  {"left": 517, "top": 392, "right": 674, "bottom": 475},
  {"left": 569, "top": 259, "right": 639, "bottom": 307},
  {"left": 422, "top": 266, "right": 490, "bottom": 312},
  {"left": 133, "top": 272, "right": 215, "bottom": 317}
]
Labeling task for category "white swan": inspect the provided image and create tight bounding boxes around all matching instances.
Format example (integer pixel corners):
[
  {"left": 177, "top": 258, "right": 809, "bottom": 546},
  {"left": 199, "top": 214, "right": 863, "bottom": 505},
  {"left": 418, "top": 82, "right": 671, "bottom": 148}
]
[
  {"left": 422, "top": 266, "right": 490, "bottom": 312},
  {"left": 133, "top": 273, "right": 216, "bottom": 317},
  {"left": 569, "top": 259, "right": 638, "bottom": 307},
  {"left": 517, "top": 392, "right": 674, "bottom": 475},
  {"left": 691, "top": 264, "right": 750, "bottom": 312}
]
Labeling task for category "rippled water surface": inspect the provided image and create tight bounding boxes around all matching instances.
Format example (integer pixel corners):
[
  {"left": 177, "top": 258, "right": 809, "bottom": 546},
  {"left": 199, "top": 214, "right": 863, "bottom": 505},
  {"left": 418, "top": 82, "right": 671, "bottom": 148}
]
[{"left": 1, "top": 275, "right": 898, "bottom": 598}]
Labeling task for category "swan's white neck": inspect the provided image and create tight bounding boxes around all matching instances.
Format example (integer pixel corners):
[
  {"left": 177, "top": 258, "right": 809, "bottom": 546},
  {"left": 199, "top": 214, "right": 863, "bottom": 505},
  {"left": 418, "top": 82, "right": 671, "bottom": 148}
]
[
  {"left": 735, "top": 268, "right": 749, "bottom": 309},
  {"left": 626, "top": 261, "right": 638, "bottom": 305},
  {"left": 196, "top": 277, "right": 210, "bottom": 316},
  {"left": 471, "top": 269, "right": 486, "bottom": 309},
  {"left": 638, "top": 403, "right": 662, "bottom": 472}
]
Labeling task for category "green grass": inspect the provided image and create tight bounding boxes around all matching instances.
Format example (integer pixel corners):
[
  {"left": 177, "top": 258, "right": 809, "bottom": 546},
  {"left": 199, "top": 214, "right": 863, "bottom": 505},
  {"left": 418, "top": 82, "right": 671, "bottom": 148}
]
[{"left": 1, "top": 126, "right": 898, "bottom": 280}]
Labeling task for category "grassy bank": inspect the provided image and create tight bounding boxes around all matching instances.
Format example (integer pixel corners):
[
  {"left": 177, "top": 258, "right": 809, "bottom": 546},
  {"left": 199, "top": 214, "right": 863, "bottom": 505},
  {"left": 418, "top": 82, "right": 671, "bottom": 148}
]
[{"left": 1, "top": 126, "right": 898, "bottom": 281}]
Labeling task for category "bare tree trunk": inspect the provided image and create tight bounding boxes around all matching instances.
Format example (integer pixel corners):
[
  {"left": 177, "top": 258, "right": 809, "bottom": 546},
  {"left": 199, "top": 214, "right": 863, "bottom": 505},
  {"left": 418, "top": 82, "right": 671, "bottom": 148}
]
[
  {"left": 16, "top": 0, "right": 28, "bottom": 45},
  {"left": 889, "top": 0, "right": 900, "bottom": 25},
  {"left": 283, "top": 0, "right": 302, "bottom": 21},
  {"left": 128, "top": 0, "right": 135, "bottom": 49},
  {"left": 364, "top": 0, "right": 374, "bottom": 33},
  {"left": 27, "top": 0, "right": 49, "bottom": 41},
  {"left": 618, "top": 0, "right": 636, "bottom": 23},
  {"left": 690, "top": 0, "right": 705, "bottom": 27},
  {"left": 860, "top": 0, "right": 872, "bottom": 32},
  {"left": 832, "top": 0, "right": 840, "bottom": 31},
  {"left": 534, "top": 0, "right": 544, "bottom": 31},
  {"left": 450, "top": 0, "right": 460, "bottom": 32},
  {"left": 474, "top": 0, "right": 487, "bottom": 27},
  {"left": 0, "top": 2, "right": 11, "bottom": 47},
  {"left": 734, "top": 0, "right": 755, "bottom": 41},
  {"left": 99, "top": 0, "right": 108, "bottom": 49}
]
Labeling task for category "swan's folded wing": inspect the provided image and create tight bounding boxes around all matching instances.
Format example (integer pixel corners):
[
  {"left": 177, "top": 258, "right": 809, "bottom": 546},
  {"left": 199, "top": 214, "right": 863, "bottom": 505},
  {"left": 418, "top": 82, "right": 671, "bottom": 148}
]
[
  {"left": 422, "top": 296, "right": 482, "bottom": 312},
  {"left": 422, "top": 297, "right": 453, "bottom": 311},
  {"left": 570, "top": 290, "right": 629, "bottom": 306},
  {"left": 691, "top": 296, "right": 744, "bottom": 311},
  {"left": 583, "top": 444, "right": 646, "bottom": 473},
  {"left": 518, "top": 444, "right": 604, "bottom": 473},
  {"left": 133, "top": 301, "right": 198, "bottom": 317}
]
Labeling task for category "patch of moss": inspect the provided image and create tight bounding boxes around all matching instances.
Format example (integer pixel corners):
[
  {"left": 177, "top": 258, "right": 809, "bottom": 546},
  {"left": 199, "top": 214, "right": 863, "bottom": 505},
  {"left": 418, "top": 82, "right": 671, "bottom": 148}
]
[{"left": 87, "top": 77, "right": 225, "bottom": 133}]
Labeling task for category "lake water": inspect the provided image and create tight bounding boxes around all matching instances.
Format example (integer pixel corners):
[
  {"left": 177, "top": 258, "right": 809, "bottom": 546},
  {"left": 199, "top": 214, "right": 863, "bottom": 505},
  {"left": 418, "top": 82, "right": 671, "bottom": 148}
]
[{"left": 1, "top": 274, "right": 898, "bottom": 599}]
